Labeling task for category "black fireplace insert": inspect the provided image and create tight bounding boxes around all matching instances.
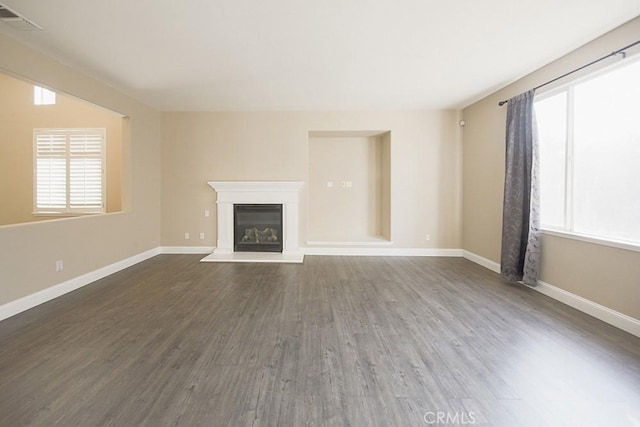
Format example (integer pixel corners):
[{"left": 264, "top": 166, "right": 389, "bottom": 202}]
[{"left": 234, "top": 204, "right": 283, "bottom": 252}]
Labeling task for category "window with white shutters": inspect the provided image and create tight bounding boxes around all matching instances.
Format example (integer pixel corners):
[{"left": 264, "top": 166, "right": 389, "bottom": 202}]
[{"left": 34, "top": 129, "right": 106, "bottom": 215}]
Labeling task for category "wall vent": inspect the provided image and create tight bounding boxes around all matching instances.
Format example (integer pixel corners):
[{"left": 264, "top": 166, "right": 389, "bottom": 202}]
[{"left": 0, "top": 3, "right": 42, "bottom": 30}]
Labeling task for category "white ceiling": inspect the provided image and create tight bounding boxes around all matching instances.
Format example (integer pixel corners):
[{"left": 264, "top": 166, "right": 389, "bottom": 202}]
[{"left": 1, "top": 0, "right": 638, "bottom": 111}]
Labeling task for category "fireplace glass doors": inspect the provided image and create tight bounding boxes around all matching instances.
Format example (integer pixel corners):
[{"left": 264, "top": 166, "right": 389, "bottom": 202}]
[{"left": 234, "top": 204, "right": 283, "bottom": 252}]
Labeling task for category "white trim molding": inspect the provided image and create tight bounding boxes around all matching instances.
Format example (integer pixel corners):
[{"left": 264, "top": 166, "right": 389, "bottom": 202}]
[
  {"left": 463, "top": 250, "right": 640, "bottom": 338},
  {"left": 0, "top": 247, "right": 160, "bottom": 322},
  {"left": 529, "top": 280, "right": 640, "bottom": 338},
  {"left": 304, "top": 247, "right": 463, "bottom": 257},
  {"left": 5, "top": 246, "right": 637, "bottom": 339},
  {"left": 542, "top": 229, "right": 640, "bottom": 254},
  {"left": 306, "top": 239, "right": 393, "bottom": 247},
  {"left": 462, "top": 250, "right": 500, "bottom": 273}
]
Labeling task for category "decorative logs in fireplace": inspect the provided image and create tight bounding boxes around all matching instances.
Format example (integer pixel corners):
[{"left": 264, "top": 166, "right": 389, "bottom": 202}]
[
  {"left": 234, "top": 204, "right": 283, "bottom": 252},
  {"left": 241, "top": 227, "right": 278, "bottom": 243}
]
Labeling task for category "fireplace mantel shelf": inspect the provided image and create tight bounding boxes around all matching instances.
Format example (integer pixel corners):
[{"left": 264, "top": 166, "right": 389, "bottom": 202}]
[
  {"left": 208, "top": 181, "right": 303, "bottom": 192},
  {"left": 201, "top": 181, "right": 304, "bottom": 264}
]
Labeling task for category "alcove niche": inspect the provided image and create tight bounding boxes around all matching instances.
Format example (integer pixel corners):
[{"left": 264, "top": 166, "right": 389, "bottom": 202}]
[{"left": 307, "top": 131, "right": 391, "bottom": 245}]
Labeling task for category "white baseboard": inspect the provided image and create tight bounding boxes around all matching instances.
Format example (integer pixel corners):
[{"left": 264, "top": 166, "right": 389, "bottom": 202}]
[
  {"left": 462, "top": 250, "right": 500, "bottom": 273},
  {"left": 303, "top": 247, "right": 463, "bottom": 257},
  {"left": 0, "top": 247, "right": 161, "bottom": 322},
  {"left": 462, "top": 250, "right": 640, "bottom": 338},
  {"left": 160, "top": 246, "right": 214, "bottom": 254},
  {"left": 529, "top": 280, "right": 640, "bottom": 338},
  {"left": 162, "top": 246, "right": 462, "bottom": 257},
  {"left": 306, "top": 239, "right": 393, "bottom": 246},
  {"left": 6, "top": 245, "right": 637, "bottom": 338}
]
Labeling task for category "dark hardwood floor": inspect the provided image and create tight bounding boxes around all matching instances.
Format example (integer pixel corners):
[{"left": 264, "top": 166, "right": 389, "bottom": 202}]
[{"left": 1, "top": 255, "right": 639, "bottom": 426}]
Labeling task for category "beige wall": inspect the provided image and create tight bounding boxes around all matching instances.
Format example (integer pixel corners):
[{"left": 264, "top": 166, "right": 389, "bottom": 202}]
[
  {"left": 0, "top": 72, "right": 123, "bottom": 225},
  {"left": 462, "top": 17, "right": 640, "bottom": 319},
  {"left": 308, "top": 134, "right": 389, "bottom": 241},
  {"left": 161, "top": 110, "right": 462, "bottom": 249},
  {"left": 0, "top": 34, "right": 161, "bottom": 305}
]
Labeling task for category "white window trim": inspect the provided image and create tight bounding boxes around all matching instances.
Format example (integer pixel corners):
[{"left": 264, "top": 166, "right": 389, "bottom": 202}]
[
  {"left": 536, "top": 53, "right": 640, "bottom": 252},
  {"left": 542, "top": 229, "right": 640, "bottom": 254},
  {"left": 33, "top": 128, "right": 107, "bottom": 216}
]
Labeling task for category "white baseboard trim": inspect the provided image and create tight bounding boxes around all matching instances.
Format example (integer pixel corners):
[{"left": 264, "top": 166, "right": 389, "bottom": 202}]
[
  {"left": 303, "top": 247, "right": 463, "bottom": 257},
  {"left": 6, "top": 245, "right": 637, "bottom": 338},
  {"left": 0, "top": 247, "right": 161, "bottom": 322},
  {"left": 462, "top": 250, "right": 500, "bottom": 273},
  {"left": 462, "top": 250, "right": 640, "bottom": 338},
  {"left": 529, "top": 280, "right": 640, "bottom": 338},
  {"left": 160, "top": 246, "right": 215, "bottom": 254},
  {"left": 162, "top": 246, "right": 463, "bottom": 257},
  {"left": 306, "top": 239, "right": 393, "bottom": 246}
]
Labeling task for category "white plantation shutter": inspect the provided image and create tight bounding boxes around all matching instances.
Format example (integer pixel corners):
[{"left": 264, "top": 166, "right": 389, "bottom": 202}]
[
  {"left": 34, "top": 129, "right": 106, "bottom": 214},
  {"left": 69, "top": 133, "right": 103, "bottom": 209},
  {"left": 35, "top": 133, "right": 67, "bottom": 209}
]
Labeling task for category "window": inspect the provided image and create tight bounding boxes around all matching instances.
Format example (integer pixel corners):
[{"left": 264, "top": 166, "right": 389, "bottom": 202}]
[
  {"left": 34, "top": 85, "right": 56, "bottom": 105},
  {"left": 535, "top": 57, "right": 640, "bottom": 247},
  {"left": 34, "top": 129, "right": 106, "bottom": 215}
]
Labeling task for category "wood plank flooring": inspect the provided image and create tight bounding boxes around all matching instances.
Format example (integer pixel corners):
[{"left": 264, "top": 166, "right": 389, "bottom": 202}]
[{"left": 1, "top": 255, "right": 639, "bottom": 426}]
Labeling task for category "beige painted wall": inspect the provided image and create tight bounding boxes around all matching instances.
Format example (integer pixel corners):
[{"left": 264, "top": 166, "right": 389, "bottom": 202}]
[
  {"left": 462, "top": 17, "right": 640, "bottom": 319},
  {"left": 161, "top": 110, "right": 462, "bottom": 249},
  {"left": 308, "top": 134, "right": 389, "bottom": 241},
  {"left": 0, "top": 34, "right": 161, "bottom": 306},
  {"left": 0, "top": 72, "right": 122, "bottom": 225}
]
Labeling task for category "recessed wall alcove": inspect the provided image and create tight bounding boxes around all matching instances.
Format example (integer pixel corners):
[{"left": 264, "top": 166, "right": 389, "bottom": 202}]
[{"left": 307, "top": 130, "right": 391, "bottom": 245}]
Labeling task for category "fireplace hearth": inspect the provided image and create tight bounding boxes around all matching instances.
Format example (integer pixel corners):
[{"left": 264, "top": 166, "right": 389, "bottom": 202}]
[{"left": 234, "top": 204, "right": 283, "bottom": 252}]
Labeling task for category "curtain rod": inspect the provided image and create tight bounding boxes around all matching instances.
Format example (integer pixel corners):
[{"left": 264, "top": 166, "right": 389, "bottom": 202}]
[{"left": 498, "top": 39, "right": 640, "bottom": 106}]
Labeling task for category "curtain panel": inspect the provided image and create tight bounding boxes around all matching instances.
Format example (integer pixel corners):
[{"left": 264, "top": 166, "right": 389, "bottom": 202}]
[{"left": 500, "top": 90, "right": 540, "bottom": 286}]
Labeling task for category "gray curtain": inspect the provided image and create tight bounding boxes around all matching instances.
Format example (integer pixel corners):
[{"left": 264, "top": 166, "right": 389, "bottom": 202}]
[{"left": 500, "top": 90, "right": 540, "bottom": 286}]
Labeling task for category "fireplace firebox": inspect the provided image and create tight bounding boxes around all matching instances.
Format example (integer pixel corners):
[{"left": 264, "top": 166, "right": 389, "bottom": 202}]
[{"left": 234, "top": 204, "right": 283, "bottom": 252}]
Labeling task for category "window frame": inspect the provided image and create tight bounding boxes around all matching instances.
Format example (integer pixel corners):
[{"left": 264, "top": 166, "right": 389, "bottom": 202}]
[
  {"left": 33, "top": 128, "right": 107, "bottom": 216},
  {"left": 534, "top": 54, "right": 640, "bottom": 253}
]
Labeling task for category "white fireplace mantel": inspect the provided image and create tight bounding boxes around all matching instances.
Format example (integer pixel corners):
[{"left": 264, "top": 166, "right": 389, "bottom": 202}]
[{"left": 201, "top": 181, "right": 304, "bottom": 263}]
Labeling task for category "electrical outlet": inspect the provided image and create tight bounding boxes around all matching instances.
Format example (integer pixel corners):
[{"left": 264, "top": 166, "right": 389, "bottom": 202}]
[
  {"left": 55, "top": 260, "right": 63, "bottom": 272},
  {"left": 199, "top": 232, "right": 205, "bottom": 240},
  {"left": 204, "top": 210, "right": 210, "bottom": 217},
  {"left": 184, "top": 232, "right": 190, "bottom": 240},
  {"left": 327, "top": 181, "right": 333, "bottom": 188},
  {"left": 346, "top": 181, "right": 353, "bottom": 188},
  {"left": 426, "top": 233, "right": 431, "bottom": 241}
]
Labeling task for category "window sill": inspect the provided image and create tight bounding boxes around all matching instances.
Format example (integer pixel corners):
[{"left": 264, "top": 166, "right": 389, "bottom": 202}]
[
  {"left": 541, "top": 228, "right": 640, "bottom": 254},
  {"left": 33, "top": 212, "right": 103, "bottom": 217}
]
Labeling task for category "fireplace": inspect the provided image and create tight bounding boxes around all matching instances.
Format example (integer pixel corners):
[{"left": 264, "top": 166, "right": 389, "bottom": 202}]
[
  {"left": 234, "top": 204, "right": 283, "bottom": 252},
  {"left": 201, "top": 181, "right": 304, "bottom": 263}
]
